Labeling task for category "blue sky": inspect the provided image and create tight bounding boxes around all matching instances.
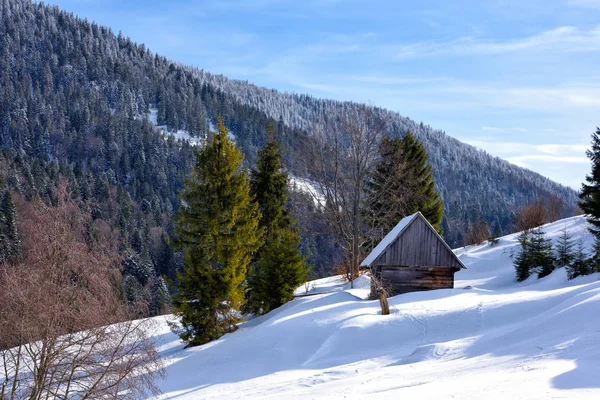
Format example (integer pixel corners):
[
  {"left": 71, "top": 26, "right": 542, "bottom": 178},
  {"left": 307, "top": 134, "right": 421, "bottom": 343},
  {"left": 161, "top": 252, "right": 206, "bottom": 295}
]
[{"left": 45, "top": 0, "right": 600, "bottom": 189}]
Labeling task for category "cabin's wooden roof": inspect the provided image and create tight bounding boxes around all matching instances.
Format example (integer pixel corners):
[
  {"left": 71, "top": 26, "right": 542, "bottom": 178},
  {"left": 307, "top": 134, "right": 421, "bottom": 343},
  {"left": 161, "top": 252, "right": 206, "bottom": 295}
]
[{"left": 361, "top": 212, "right": 466, "bottom": 269}]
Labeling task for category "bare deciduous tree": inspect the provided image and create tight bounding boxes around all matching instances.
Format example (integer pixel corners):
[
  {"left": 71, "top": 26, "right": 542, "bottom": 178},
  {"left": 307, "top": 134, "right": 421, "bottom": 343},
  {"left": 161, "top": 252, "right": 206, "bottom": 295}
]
[
  {"left": 514, "top": 199, "right": 547, "bottom": 233},
  {"left": 545, "top": 194, "right": 565, "bottom": 223},
  {"left": 305, "top": 106, "right": 388, "bottom": 288},
  {"left": 0, "top": 185, "right": 164, "bottom": 399},
  {"left": 464, "top": 219, "right": 490, "bottom": 246}
]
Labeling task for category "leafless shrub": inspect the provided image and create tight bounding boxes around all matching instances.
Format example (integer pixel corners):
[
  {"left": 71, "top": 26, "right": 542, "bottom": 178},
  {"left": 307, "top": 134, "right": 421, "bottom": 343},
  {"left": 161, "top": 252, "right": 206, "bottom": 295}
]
[
  {"left": 332, "top": 258, "right": 360, "bottom": 282},
  {"left": 0, "top": 184, "right": 164, "bottom": 399},
  {"left": 305, "top": 106, "right": 388, "bottom": 288},
  {"left": 545, "top": 194, "right": 565, "bottom": 223},
  {"left": 514, "top": 199, "right": 547, "bottom": 233},
  {"left": 464, "top": 220, "right": 490, "bottom": 246},
  {"left": 303, "top": 281, "right": 316, "bottom": 294}
]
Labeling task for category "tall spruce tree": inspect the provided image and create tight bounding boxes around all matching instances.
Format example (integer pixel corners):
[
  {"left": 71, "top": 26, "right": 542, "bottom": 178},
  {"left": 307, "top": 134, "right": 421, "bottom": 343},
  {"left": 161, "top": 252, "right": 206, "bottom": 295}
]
[
  {"left": 579, "top": 127, "right": 600, "bottom": 238},
  {"left": 365, "top": 133, "right": 443, "bottom": 249},
  {"left": 246, "top": 127, "right": 309, "bottom": 314},
  {"left": 251, "top": 126, "right": 290, "bottom": 234},
  {"left": 171, "top": 117, "right": 262, "bottom": 346}
]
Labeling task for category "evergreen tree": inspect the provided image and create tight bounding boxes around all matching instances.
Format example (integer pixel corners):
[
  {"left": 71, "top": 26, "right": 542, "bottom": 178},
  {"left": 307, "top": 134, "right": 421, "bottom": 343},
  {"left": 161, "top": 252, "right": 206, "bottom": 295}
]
[
  {"left": 150, "top": 276, "right": 171, "bottom": 314},
  {"left": 554, "top": 226, "right": 575, "bottom": 269},
  {"left": 590, "top": 237, "right": 600, "bottom": 273},
  {"left": 531, "top": 229, "right": 555, "bottom": 279},
  {"left": 246, "top": 127, "right": 309, "bottom": 314},
  {"left": 514, "top": 232, "right": 533, "bottom": 282},
  {"left": 492, "top": 216, "right": 503, "bottom": 239},
  {"left": 579, "top": 127, "right": 600, "bottom": 238},
  {"left": 567, "top": 241, "right": 591, "bottom": 280},
  {"left": 171, "top": 117, "right": 262, "bottom": 346},
  {"left": 0, "top": 189, "right": 18, "bottom": 260},
  {"left": 249, "top": 228, "right": 309, "bottom": 313},
  {"left": 365, "top": 133, "right": 443, "bottom": 249},
  {"left": 513, "top": 229, "right": 555, "bottom": 281},
  {"left": 122, "top": 252, "right": 153, "bottom": 286},
  {"left": 250, "top": 125, "right": 290, "bottom": 234}
]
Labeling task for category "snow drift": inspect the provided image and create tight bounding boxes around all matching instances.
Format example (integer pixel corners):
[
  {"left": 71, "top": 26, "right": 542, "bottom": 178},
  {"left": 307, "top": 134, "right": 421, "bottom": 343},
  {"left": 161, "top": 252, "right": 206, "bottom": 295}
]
[{"left": 151, "top": 216, "right": 600, "bottom": 399}]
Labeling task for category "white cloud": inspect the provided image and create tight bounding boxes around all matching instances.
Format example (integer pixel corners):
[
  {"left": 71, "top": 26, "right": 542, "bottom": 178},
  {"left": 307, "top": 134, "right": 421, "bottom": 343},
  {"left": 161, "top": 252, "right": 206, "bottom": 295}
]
[
  {"left": 389, "top": 26, "right": 600, "bottom": 60},
  {"left": 507, "top": 154, "right": 588, "bottom": 165},
  {"left": 481, "top": 126, "right": 503, "bottom": 132},
  {"left": 462, "top": 139, "right": 589, "bottom": 189}
]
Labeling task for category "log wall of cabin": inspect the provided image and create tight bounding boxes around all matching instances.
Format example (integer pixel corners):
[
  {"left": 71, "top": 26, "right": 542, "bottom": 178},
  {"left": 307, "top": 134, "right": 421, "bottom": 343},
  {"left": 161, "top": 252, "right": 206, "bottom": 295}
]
[{"left": 370, "top": 266, "right": 456, "bottom": 298}]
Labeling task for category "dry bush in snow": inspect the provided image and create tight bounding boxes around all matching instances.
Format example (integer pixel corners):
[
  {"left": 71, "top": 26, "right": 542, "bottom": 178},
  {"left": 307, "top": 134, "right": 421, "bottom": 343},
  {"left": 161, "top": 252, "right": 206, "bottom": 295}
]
[
  {"left": 514, "top": 199, "right": 547, "bottom": 233},
  {"left": 0, "top": 185, "right": 164, "bottom": 399}
]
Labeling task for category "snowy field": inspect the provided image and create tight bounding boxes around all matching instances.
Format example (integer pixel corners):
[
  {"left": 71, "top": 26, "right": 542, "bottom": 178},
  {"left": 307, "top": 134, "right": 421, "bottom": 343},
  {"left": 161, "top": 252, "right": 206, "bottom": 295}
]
[{"left": 150, "top": 215, "right": 600, "bottom": 399}]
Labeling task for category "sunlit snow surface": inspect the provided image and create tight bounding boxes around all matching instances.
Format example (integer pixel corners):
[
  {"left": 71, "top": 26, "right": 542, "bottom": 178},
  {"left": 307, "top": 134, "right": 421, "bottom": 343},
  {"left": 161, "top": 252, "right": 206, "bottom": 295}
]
[{"left": 151, "top": 215, "right": 600, "bottom": 399}]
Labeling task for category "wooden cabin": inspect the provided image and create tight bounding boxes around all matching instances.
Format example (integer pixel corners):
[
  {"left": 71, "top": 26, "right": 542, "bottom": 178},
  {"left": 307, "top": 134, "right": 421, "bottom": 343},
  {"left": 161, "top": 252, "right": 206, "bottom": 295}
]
[{"left": 361, "top": 212, "right": 466, "bottom": 298}]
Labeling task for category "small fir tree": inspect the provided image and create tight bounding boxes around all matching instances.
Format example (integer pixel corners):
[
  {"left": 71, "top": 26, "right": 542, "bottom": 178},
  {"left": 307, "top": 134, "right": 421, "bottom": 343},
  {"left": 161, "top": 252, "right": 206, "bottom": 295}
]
[
  {"left": 513, "top": 229, "right": 555, "bottom": 281},
  {"left": 246, "top": 126, "right": 309, "bottom": 314},
  {"left": 530, "top": 229, "right": 555, "bottom": 279},
  {"left": 579, "top": 127, "right": 600, "bottom": 238},
  {"left": 554, "top": 226, "right": 575, "bottom": 269},
  {"left": 171, "top": 117, "right": 262, "bottom": 346},
  {"left": 567, "top": 241, "right": 591, "bottom": 280},
  {"left": 492, "top": 216, "right": 503, "bottom": 239},
  {"left": 514, "top": 232, "right": 532, "bottom": 282},
  {"left": 590, "top": 237, "right": 600, "bottom": 273}
]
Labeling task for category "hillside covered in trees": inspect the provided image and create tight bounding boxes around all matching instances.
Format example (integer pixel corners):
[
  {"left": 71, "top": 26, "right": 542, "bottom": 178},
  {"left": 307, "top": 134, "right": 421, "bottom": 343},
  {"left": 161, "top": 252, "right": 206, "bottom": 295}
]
[{"left": 0, "top": 0, "right": 579, "bottom": 285}]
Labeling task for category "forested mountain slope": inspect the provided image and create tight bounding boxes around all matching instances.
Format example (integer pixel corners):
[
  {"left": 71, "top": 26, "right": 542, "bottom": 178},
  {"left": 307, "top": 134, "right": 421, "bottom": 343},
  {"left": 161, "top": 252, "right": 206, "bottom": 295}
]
[
  {"left": 0, "top": 0, "right": 578, "bottom": 278},
  {"left": 196, "top": 72, "right": 580, "bottom": 244}
]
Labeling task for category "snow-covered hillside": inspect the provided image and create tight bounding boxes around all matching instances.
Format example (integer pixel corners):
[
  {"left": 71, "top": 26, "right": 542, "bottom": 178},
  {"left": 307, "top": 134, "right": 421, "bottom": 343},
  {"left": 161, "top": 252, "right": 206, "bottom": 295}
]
[
  {"left": 151, "top": 216, "right": 600, "bottom": 399},
  {"left": 147, "top": 108, "right": 204, "bottom": 146}
]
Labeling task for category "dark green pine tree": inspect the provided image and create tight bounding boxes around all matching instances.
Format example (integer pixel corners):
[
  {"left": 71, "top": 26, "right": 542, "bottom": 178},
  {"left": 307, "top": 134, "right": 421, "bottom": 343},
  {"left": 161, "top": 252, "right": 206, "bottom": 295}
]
[
  {"left": 251, "top": 125, "right": 290, "bottom": 234},
  {"left": 514, "top": 232, "right": 533, "bottom": 282},
  {"left": 554, "top": 226, "right": 575, "bottom": 269},
  {"left": 0, "top": 189, "right": 19, "bottom": 260},
  {"left": 492, "top": 216, "right": 503, "bottom": 239},
  {"left": 365, "top": 133, "right": 443, "bottom": 249},
  {"left": 590, "top": 237, "right": 600, "bottom": 273},
  {"left": 514, "top": 229, "right": 555, "bottom": 281},
  {"left": 567, "top": 241, "right": 591, "bottom": 280},
  {"left": 401, "top": 133, "right": 444, "bottom": 231},
  {"left": 579, "top": 127, "right": 600, "bottom": 238},
  {"left": 531, "top": 229, "right": 555, "bottom": 279},
  {"left": 246, "top": 126, "right": 309, "bottom": 314},
  {"left": 171, "top": 117, "right": 262, "bottom": 346}
]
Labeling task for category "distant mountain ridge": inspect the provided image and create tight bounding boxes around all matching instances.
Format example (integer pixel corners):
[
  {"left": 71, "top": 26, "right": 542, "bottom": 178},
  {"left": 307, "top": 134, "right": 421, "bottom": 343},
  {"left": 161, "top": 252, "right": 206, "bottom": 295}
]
[{"left": 0, "top": 0, "right": 579, "bottom": 263}]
